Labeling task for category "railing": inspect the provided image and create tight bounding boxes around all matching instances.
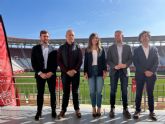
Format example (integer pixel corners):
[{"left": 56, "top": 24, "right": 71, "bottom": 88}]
[{"left": 0, "top": 75, "right": 165, "bottom": 111}]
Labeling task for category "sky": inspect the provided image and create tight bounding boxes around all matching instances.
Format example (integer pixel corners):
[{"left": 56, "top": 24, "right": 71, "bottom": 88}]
[{"left": 0, "top": 0, "right": 165, "bottom": 39}]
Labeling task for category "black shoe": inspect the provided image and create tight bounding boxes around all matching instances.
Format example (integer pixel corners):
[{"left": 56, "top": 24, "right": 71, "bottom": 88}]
[
  {"left": 92, "top": 113, "right": 97, "bottom": 118},
  {"left": 123, "top": 108, "right": 131, "bottom": 119},
  {"left": 57, "top": 110, "right": 65, "bottom": 119},
  {"left": 133, "top": 111, "right": 140, "bottom": 119},
  {"left": 149, "top": 112, "right": 157, "bottom": 121},
  {"left": 109, "top": 108, "right": 115, "bottom": 118},
  {"left": 52, "top": 111, "right": 57, "bottom": 118},
  {"left": 76, "top": 110, "right": 81, "bottom": 118},
  {"left": 96, "top": 113, "right": 101, "bottom": 117},
  {"left": 35, "top": 112, "right": 41, "bottom": 121}
]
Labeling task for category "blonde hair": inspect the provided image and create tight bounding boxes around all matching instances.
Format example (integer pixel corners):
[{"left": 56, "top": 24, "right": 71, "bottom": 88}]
[{"left": 87, "top": 33, "right": 102, "bottom": 52}]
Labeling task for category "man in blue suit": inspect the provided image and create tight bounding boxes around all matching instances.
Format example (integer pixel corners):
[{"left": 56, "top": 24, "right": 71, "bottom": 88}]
[{"left": 133, "top": 31, "right": 159, "bottom": 121}]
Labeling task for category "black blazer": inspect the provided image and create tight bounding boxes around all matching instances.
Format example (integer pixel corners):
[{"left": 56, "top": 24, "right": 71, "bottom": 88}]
[
  {"left": 84, "top": 47, "right": 107, "bottom": 78},
  {"left": 31, "top": 44, "right": 57, "bottom": 77},
  {"left": 133, "top": 45, "right": 159, "bottom": 77}
]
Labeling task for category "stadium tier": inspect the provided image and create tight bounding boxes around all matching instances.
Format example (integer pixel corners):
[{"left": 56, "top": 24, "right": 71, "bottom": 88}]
[{"left": 7, "top": 36, "right": 165, "bottom": 73}]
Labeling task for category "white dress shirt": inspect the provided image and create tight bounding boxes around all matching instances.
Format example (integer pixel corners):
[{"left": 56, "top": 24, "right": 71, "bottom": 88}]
[
  {"left": 38, "top": 43, "right": 49, "bottom": 75},
  {"left": 142, "top": 45, "right": 149, "bottom": 59},
  {"left": 42, "top": 45, "right": 49, "bottom": 69},
  {"left": 117, "top": 43, "right": 123, "bottom": 64}
]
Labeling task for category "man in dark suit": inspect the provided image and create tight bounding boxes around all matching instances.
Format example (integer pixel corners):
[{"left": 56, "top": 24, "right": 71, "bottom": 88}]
[
  {"left": 31, "top": 30, "right": 57, "bottom": 121},
  {"left": 133, "top": 31, "right": 159, "bottom": 121},
  {"left": 57, "top": 29, "right": 82, "bottom": 119},
  {"left": 107, "top": 30, "right": 132, "bottom": 119}
]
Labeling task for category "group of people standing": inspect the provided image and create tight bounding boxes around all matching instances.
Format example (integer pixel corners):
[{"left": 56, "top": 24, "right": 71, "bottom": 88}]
[{"left": 31, "top": 29, "right": 159, "bottom": 121}]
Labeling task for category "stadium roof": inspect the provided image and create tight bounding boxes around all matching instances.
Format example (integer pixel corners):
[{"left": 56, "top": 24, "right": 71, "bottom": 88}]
[{"left": 7, "top": 35, "right": 165, "bottom": 45}]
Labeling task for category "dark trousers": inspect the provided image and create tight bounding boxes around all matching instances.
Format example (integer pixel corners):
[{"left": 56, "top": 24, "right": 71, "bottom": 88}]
[
  {"left": 110, "top": 69, "right": 128, "bottom": 109},
  {"left": 36, "top": 75, "right": 56, "bottom": 113},
  {"left": 61, "top": 73, "right": 80, "bottom": 112},
  {"left": 135, "top": 74, "right": 156, "bottom": 112}
]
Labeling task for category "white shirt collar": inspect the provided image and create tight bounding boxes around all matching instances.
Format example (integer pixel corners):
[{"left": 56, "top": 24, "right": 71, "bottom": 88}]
[
  {"left": 40, "top": 42, "right": 49, "bottom": 48},
  {"left": 142, "top": 45, "right": 150, "bottom": 50}
]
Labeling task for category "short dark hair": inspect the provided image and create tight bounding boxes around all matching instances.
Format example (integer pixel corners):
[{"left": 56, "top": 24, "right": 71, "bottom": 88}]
[
  {"left": 40, "top": 30, "right": 49, "bottom": 36},
  {"left": 115, "top": 30, "right": 123, "bottom": 34},
  {"left": 138, "top": 31, "right": 151, "bottom": 42}
]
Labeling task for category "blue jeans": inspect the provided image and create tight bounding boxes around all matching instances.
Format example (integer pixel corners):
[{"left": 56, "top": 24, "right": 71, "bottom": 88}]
[{"left": 88, "top": 76, "right": 104, "bottom": 108}]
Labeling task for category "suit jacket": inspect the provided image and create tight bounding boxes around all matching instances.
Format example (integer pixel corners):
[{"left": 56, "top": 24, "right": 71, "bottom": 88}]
[
  {"left": 84, "top": 47, "right": 107, "bottom": 78},
  {"left": 107, "top": 43, "right": 132, "bottom": 75},
  {"left": 133, "top": 45, "right": 159, "bottom": 77},
  {"left": 31, "top": 44, "right": 57, "bottom": 77}
]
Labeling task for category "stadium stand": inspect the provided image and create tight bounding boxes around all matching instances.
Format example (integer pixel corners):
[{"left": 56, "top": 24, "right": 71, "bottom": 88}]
[
  {"left": 9, "top": 48, "right": 32, "bottom": 72},
  {"left": 11, "top": 58, "right": 24, "bottom": 74}
]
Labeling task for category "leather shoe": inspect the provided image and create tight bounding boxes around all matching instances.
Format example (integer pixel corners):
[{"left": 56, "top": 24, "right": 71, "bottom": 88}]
[
  {"left": 35, "top": 112, "right": 41, "bottom": 121},
  {"left": 123, "top": 108, "right": 131, "bottom": 119},
  {"left": 109, "top": 108, "right": 115, "bottom": 118},
  {"left": 76, "top": 110, "right": 81, "bottom": 118},
  {"left": 92, "top": 113, "right": 97, "bottom": 118},
  {"left": 133, "top": 111, "right": 140, "bottom": 119},
  {"left": 52, "top": 111, "right": 57, "bottom": 118},
  {"left": 149, "top": 112, "right": 157, "bottom": 121},
  {"left": 96, "top": 113, "right": 101, "bottom": 117},
  {"left": 57, "top": 110, "right": 65, "bottom": 119}
]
